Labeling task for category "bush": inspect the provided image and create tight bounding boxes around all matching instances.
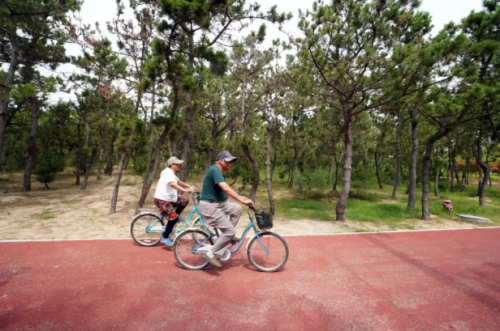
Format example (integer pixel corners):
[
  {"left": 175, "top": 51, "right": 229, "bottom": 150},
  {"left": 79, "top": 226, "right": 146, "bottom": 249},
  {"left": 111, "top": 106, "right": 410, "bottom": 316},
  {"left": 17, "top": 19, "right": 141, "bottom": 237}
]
[
  {"left": 132, "top": 154, "right": 148, "bottom": 175},
  {"left": 295, "top": 169, "right": 330, "bottom": 197},
  {"left": 35, "top": 149, "right": 64, "bottom": 188}
]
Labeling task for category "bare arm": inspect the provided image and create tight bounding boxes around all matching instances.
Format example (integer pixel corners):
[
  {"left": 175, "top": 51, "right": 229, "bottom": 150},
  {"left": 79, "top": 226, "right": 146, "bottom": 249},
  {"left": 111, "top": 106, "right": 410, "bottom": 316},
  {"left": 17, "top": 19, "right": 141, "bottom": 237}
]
[
  {"left": 177, "top": 179, "right": 191, "bottom": 189},
  {"left": 168, "top": 182, "right": 191, "bottom": 193},
  {"left": 218, "top": 182, "right": 253, "bottom": 206}
]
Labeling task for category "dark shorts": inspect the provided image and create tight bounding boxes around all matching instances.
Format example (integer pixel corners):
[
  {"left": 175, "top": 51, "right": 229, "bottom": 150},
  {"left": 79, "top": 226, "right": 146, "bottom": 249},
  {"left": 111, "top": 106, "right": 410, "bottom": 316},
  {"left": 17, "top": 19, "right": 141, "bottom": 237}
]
[{"left": 154, "top": 195, "right": 189, "bottom": 220}]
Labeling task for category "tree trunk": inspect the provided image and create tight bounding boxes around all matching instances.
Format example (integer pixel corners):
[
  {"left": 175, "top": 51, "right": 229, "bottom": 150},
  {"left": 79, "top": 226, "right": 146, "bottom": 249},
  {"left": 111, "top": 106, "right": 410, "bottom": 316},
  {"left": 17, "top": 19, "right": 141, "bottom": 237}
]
[
  {"left": 0, "top": 32, "right": 19, "bottom": 167},
  {"left": 454, "top": 166, "right": 461, "bottom": 191},
  {"left": 462, "top": 157, "right": 469, "bottom": 189},
  {"left": 335, "top": 112, "right": 353, "bottom": 222},
  {"left": 423, "top": 132, "right": 451, "bottom": 220},
  {"left": 167, "top": 136, "right": 177, "bottom": 157},
  {"left": 180, "top": 109, "right": 193, "bottom": 181},
  {"left": 486, "top": 153, "right": 492, "bottom": 187},
  {"left": 391, "top": 115, "right": 401, "bottom": 200},
  {"left": 142, "top": 132, "right": 156, "bottom": 192},
  {"left": 328, "top": 158, "right": 340, "bottom": 204},
  {"left": 125, "top": 154, "right": 131, "bottom": 169},
  {"left": 473, "top": 135, "right": 489, "bottom": 207},
  {"left": 150, "top": 83, "right": 156, "bottom": 121},
  {"left": 241, "top": 143, "right": 259, "bottom": 202},
  {"left": 206, "top": 131, "right": 217, "bottom": 171},
  {"left": 0, "top": 119, "right": 7, "bottom": 166},
  {"left": 266, "top": 126, "right": 275, "bottom": 214},
  {"left": 334, "top": 159, "right": 339, "bottom": 192},
  {"left": 477, "top": 165, "right": 483, "bottom": 193},
  {"left": 97, "top": 127, "right": 105, "bottom": 180},
  {"left": 81, "top": 114, "right": 91, "bottom": 189},
  {"left": 270, "top": 147, "right": 277, "bottom": 181},
  {"left": 75, "top": 123, "right": 83, "bottom": 184},
  {"left": 449, "top": 148, "right": 455, "bottom": 193},
  {"left": 434, "top": 147, "right": 439, "bottom": 197},
  {"left": 375, "top": 151, "right": 383, "bottom": 189},
  {"left": 288, "top": 146, "right": 298, "bottom": 189},
  {"left": 466, "top": 158, "right": 470, "bottom": 185},
  {"left": 109, "top": 152, "right": 127, "bottom": 214},
  {"left": 135, "top": 126, "right": 169, "bottom": 214},
  {"left": 407, "top": 111, "right": 418, "bottom": 210},
  {"left": 22, "top": 100, "right": 39, "bottom": 192},
  {"left": 328, "top": 162, "right": 334, "bottom": 185}
]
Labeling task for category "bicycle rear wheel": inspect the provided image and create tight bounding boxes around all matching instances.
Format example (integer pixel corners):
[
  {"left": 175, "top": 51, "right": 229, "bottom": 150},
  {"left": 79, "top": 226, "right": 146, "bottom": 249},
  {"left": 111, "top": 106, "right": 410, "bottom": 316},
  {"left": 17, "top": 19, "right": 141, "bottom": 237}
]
[
  {"left": 130, "top": 213, "right": 165, "bottom": 247},
  {"left": 247, "top": 232, "right": 289, "bottom": 272},
  {"left": 174, "top": 230, "right": 214, "bottom": 270}
]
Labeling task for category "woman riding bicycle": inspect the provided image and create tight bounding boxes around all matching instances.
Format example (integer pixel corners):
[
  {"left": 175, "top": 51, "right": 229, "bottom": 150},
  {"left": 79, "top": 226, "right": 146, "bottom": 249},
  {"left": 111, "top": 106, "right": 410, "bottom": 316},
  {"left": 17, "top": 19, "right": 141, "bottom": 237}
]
[
  {"left": 198, "top": 151, "right": 254, "bottom": 268},
  {"left": 153, "top": 157, "right": 196, "bottom": 246}
]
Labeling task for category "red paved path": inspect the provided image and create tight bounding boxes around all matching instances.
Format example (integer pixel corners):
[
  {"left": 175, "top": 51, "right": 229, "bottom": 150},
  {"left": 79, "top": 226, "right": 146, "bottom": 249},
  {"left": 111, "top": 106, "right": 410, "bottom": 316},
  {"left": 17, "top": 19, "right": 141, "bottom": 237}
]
[{"left": 1, "top": 228, "right": 500, "bottom": 330}]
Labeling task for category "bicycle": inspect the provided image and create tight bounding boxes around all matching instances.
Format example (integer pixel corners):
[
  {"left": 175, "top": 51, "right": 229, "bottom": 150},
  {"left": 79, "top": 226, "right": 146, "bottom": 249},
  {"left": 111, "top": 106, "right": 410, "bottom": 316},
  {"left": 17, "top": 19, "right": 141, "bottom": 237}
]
[
  {"left": 130, "top": 191, "right": 206, "bottom": 247},
  {"left": 173, "top": 206, "right": 289, "bottom": 272}
]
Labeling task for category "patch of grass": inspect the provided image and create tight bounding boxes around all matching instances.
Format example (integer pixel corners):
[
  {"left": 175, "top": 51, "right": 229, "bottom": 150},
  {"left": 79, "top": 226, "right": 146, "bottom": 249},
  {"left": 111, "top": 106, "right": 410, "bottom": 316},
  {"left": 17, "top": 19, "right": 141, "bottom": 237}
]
[
  {"left": 39, "top": 212, "right": 55, "bottom": 220},
  {"left": 348, "top": 190, "right": 381, "bottom": 202},
  {"left": 304, "top": 190, "right": 329, "bottom": 200},
  {"left": 345, "top": 200, "right": 419, "bottom": 223},
  {"left": 354, "top": 229, "right": 373, "bottom": 233},
  {"left": 61, "top": 200, "right": 77, "bottom": 204},
  {"left": 275, "top": 198, "right": 333, "bottom": 221},
  {"left": 123, "top": 177, "right": 134, "bottom": 186}
]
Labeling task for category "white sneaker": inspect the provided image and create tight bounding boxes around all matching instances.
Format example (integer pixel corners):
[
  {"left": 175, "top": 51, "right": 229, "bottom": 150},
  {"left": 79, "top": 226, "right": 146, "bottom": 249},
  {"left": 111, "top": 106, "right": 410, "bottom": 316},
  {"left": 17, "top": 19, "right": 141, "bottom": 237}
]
[
  {"left": 151, "top": 226, "right": 165, "bottom": 233},
  {"left": 219, "top": 250, "right": 231, "bottom": 261}
]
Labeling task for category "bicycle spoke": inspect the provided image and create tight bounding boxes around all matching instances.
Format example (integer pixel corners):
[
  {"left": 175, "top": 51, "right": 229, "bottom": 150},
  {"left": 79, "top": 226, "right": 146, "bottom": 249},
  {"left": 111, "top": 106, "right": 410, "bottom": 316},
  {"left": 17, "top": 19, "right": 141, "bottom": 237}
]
[{"left": 247, "top": 233, "right": 289, "bottom": 272}]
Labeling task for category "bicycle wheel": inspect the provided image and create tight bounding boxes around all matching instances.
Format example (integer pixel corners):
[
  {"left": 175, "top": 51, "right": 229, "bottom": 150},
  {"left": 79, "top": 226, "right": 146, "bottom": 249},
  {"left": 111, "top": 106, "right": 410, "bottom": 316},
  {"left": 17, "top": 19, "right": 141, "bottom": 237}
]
[
  {"left": 247, "top": 232, "right": 289, "bottom": 272},
  {"left": 130, "top": 213, "right": 165, "bottom": 247},
  {"left": 174, "top": 230, "right": 214, "bottom": 270}
]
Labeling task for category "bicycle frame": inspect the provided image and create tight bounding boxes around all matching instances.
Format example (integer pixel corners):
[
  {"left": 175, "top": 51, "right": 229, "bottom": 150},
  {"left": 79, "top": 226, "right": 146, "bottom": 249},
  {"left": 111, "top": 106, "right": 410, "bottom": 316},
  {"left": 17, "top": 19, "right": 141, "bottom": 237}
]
[
  {"left": 191, "top": 208, "right": 270, "bottom": 255},
  {"left": 145, "top": 192, "right": 208, "bottom": 234}
]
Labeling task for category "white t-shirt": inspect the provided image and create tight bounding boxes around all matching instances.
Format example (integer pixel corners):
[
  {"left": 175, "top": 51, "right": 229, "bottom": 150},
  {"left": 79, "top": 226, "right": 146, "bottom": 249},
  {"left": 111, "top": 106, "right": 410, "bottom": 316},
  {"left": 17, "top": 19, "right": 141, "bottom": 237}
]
[{"left": 154, "top": 168, "right": 179, "bottom": 202}]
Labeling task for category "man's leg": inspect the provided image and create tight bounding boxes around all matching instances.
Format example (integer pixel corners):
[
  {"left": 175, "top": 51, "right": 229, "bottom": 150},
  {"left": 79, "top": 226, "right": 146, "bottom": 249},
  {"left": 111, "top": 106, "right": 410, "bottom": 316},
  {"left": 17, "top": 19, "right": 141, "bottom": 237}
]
[
  {"left": 201, "top": 202, "right": 235, "bottom": 257},
  {"left": 226, "top": 202, "right": 243, "bottom": 226},
  {"left": 225, "top": 202, "right": 243, "bottom": 242}
]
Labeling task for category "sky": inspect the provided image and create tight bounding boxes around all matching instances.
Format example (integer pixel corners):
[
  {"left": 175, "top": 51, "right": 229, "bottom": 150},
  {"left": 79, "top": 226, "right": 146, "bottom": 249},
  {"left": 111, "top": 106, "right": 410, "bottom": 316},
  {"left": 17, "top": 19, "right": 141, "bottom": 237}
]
[{"left": 51, "top": 0, "right": 484, "bottom": 101}]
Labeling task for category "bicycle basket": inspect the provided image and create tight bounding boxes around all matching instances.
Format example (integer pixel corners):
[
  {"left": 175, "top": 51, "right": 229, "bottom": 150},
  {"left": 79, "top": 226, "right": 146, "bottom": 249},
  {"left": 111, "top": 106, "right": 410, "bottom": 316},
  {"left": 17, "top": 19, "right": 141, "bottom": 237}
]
[{"left": 255, "top": 208, "right": 273, "bottom": 230}]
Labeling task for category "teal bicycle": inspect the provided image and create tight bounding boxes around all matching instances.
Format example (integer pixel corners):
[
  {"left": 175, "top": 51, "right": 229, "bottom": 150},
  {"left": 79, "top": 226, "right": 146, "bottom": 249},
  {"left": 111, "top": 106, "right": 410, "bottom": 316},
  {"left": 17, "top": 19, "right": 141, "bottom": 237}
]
[
  {"left": 130, "top": 191, "right": 206, "bottom": 247},
  {"left": 173, "top": 206, "right": 289, "bottom": 272}
]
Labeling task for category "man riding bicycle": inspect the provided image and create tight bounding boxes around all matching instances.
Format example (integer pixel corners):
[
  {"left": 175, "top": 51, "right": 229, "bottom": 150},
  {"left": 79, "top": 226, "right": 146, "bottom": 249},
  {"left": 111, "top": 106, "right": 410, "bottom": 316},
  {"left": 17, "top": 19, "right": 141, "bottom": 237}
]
[{"left": 198, "top": 151, "right": 254, "bottom": 268}]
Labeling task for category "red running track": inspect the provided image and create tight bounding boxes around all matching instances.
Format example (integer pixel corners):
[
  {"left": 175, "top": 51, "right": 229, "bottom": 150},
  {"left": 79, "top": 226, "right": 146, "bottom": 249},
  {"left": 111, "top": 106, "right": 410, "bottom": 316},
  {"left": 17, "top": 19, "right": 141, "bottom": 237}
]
[{"left": 1, "top": 228, "right": 500, "bottom": 330}]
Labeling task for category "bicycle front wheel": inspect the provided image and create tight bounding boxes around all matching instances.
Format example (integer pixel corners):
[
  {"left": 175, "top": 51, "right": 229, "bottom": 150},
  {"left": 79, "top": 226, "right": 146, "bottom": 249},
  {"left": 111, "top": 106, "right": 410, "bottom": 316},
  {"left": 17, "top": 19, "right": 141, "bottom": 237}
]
[
  {"left": 130, "top": 213, "right": 164, "bottom": 247},
  {"left": 247, "top": 232, "right": 289, "bottom": 272},
  {"left": 174, "top": 230, "right": 214, "bottom": 270}
]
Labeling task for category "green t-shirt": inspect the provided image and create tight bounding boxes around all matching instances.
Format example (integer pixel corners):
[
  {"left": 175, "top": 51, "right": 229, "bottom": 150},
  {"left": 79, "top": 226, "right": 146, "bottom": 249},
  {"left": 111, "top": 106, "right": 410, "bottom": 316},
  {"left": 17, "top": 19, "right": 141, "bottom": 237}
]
[{"left": 201, "top": 165, "right": 228, "bottom": 202}]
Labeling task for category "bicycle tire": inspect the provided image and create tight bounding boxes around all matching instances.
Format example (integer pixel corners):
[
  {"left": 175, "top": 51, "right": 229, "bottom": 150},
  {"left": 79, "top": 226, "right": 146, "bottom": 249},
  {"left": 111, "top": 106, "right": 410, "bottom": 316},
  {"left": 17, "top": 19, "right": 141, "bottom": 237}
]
[
  {"left": 174, "top": 230, "right": 214, "bottom": 270},
  {"left": 247, "top": 232, "right": 289, "bottom": 272},
  {"left": 130, "top": 213, "right": 165, "bottom": 247}
]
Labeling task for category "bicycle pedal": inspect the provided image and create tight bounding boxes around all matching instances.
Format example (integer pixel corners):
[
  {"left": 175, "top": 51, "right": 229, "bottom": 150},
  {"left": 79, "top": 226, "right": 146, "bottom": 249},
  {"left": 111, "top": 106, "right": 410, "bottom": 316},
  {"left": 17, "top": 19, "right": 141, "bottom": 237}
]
[{"left": 219, "top": 250, "right": 231, "bottom": 261}]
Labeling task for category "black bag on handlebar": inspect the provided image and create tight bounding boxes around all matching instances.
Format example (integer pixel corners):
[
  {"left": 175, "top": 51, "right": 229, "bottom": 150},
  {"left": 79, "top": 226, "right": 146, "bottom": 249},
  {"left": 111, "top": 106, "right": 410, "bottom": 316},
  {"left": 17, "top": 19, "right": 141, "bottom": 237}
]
[{"left": 255, "top": 208, "right": 273, "bottom": 230}]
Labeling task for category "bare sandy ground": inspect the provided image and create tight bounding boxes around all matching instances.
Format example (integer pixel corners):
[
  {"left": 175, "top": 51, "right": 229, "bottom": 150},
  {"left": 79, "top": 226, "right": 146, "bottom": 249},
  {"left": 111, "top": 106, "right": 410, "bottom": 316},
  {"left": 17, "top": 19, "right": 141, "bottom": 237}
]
[{"left": 0, "top": 170, "right": 494, "bottom": 241}]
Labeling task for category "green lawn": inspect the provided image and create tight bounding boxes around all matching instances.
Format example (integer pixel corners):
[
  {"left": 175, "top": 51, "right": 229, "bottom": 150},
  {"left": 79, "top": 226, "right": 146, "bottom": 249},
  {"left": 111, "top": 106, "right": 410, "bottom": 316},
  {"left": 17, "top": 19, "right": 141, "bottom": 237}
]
[{"left": 273, "top": 182, "right": 500, "bottom": 228}]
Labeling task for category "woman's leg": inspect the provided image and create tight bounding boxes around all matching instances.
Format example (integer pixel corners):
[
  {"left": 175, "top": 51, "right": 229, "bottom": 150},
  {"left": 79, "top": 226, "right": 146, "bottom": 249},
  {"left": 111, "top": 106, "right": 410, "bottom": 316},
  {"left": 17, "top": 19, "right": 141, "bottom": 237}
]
[
  {"left": 154, "top": 199, "right": 178, "bottom": 239},
  {"left": 175, "top": 195, "right": 189, "bottom": 218}
]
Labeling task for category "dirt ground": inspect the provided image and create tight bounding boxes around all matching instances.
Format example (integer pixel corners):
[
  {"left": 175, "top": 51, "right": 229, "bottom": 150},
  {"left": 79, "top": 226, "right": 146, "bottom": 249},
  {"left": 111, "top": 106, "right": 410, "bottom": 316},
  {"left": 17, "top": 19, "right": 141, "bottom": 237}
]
[{"left": 0, "top": 170, "right": 494, "bottom": 240}]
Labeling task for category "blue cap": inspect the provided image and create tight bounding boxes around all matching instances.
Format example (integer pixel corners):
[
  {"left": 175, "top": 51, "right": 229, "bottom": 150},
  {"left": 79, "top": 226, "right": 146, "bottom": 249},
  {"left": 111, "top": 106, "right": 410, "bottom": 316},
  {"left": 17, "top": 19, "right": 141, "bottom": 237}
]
[{"left": 216, "top": 151, "right": 237, "bottom": 162}]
